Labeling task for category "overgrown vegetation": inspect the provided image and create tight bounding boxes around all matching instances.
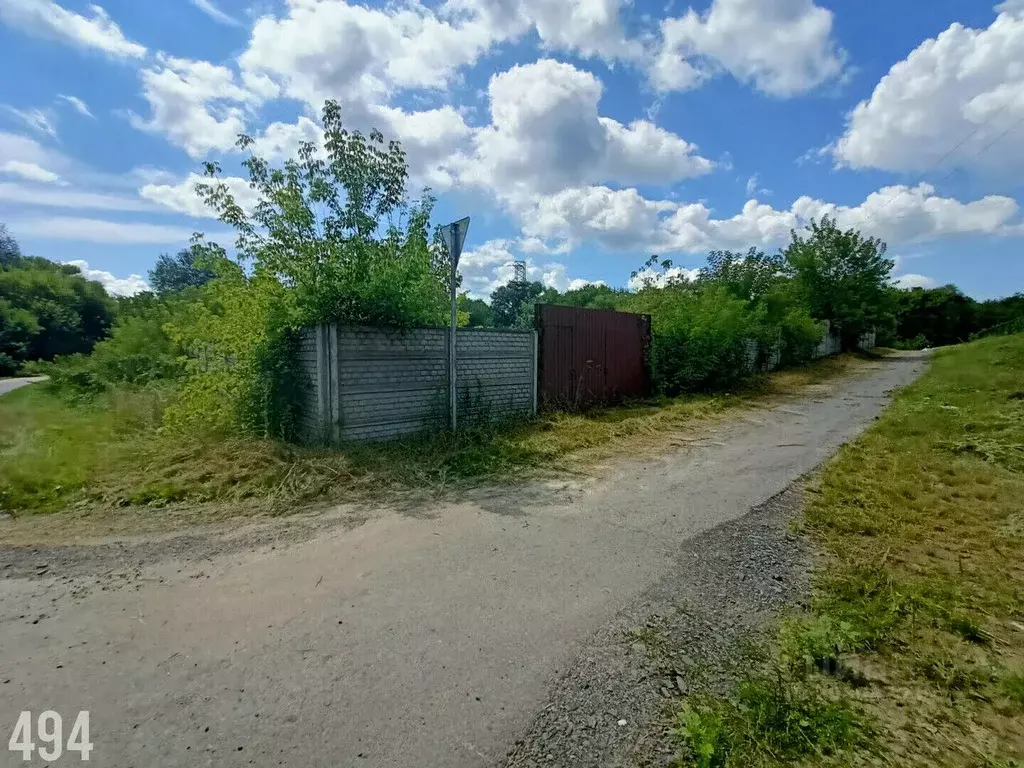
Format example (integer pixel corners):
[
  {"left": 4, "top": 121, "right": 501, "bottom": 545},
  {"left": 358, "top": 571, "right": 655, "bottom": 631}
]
[
  {"left": 0, "top": 353, "right": 869, "bottom": 526},
  {"left": 674, "top": 333, "right": 1024, "bottom": 767}
]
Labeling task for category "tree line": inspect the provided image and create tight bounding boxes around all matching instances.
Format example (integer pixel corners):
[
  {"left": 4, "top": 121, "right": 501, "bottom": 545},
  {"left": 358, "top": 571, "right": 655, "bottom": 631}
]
[{"left": 2, "top": 100, "right": 1021, "bottom": 438}]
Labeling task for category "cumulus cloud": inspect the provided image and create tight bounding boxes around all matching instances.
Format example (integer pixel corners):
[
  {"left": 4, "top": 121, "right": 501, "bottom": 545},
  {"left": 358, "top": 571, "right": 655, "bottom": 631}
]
[
  {"left": 130, "top": 56, "right": 258, "bottom": 158},
  {"left": 508, "top": 183, "right": 1021, "bottom": 254},
  {"left": 893, "top": 273, "right": 938, "bottom": 290},
  {"left": 0, "top": 160, "right": 60, "bottom": 183},
  {"left": 834, "top": 9, "right": 1024, "bottom": 174},
  {"left": 628, "top": 266, "right": 701, "bottom": 291},
  {"left": 65, "top": 259, "right": 150, "bottom": 296},
  {"left": 138, "top": 173, "right": 260, "bottom": 218},
  {"left": 0, "top": 0, "right": 146, "bottom": 59},
  {"left": 457, "top": 238, "right": 598, "bottom": 298},
  {"left": 650, "top": 0, "right": 846, "bottom": 96},
  {"left": 460, "top": 60, "right": 713, "bottom": 199}
]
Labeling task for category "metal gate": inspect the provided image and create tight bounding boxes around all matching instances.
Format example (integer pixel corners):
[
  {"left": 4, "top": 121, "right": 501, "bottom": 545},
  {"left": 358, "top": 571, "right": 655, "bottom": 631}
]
[{"left": 535, "top": 304, "right": 652, "bottom": 410}]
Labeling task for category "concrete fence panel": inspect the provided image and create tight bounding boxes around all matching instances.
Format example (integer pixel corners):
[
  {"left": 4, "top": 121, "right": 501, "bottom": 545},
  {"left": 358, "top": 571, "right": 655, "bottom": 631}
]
[{"left": 297, "top": 325, "right": 537, "bottom": 443}]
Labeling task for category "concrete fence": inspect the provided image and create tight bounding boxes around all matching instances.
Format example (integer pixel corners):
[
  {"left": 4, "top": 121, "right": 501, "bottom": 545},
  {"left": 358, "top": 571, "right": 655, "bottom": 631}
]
[
  {"left": 743, "top": 320, "right": 876, "bottom": 374},
  {"left": 297, "top": 325, "right": 537, "bottom": 443}
]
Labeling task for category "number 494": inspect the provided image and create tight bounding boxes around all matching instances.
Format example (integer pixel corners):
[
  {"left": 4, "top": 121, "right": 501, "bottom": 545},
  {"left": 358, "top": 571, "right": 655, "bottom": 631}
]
[{"left": 8, "top": 711, "right": 93, "bottom": 762}]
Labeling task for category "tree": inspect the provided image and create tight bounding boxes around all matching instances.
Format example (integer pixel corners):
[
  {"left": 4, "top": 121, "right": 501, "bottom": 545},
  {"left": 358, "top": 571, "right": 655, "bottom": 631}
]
[
  {"left": 149, "top": 246, "right": 217, "bottom": 295},
  {"left": 166, "top": 100, "right": 451, "bottom": 438},
  {"left": 0, "top": 251, "right": 115, "bottom": 367},
  {"left": 701, "top": 248, "right": 784, "bottom": 304},
  {"left": 0, "top": 223, "right": 20, "bottom": 267},
  {"left": 490, "top": 280, "right": 545, "bottom": 327},
  {"left": 890, "top": 285, "right": 977, "bottom": 348},
  {"left": 783, "top": 216, "right": 894, "bottom": 350},
  {"left": 458, "top": 294, "right": 494, "bottom": 327}
]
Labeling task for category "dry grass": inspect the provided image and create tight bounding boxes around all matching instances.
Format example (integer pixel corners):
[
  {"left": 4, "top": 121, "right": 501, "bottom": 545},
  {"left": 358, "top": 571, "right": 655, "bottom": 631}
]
[{"left": 0, "top": 353, "right": 876, "bottom": 542}]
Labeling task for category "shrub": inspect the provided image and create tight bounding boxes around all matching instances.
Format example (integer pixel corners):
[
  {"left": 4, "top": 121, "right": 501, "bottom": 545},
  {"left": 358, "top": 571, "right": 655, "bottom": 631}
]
[
  {"left": 0, "top": 352, "right": 19, "bottom": 377},
  {"left": 626, "top": 284, "right": 760, "bottom": 394}
]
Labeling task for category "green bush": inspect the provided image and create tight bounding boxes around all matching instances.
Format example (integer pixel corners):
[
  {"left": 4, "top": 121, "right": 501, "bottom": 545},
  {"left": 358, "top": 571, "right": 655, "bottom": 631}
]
[
  {"left": 0, "top": 352, "right": 19, "bottom": 376},
  {"left": 626, "top": 284, "right": 760, "bottom": 394}
]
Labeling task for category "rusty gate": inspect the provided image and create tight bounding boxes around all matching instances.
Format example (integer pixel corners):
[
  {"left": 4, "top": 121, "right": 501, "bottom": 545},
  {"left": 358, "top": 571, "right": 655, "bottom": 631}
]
[{"left": 534, "top": 304, "right": 652, "bottom": 410}]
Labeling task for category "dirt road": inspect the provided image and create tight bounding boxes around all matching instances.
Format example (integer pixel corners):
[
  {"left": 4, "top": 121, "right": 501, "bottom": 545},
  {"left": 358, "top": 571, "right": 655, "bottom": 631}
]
[
  {"left": 0, "top": 377, "right": 45, "bottom": 398},
  {"left": 0, "top": 354, "right": 927, "bottom": 768}
]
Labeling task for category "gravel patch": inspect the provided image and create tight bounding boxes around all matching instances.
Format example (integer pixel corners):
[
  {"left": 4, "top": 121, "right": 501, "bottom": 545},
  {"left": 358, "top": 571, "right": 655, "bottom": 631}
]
[{"left": 500, "top": 482, "right": 813, "bottom": 768}]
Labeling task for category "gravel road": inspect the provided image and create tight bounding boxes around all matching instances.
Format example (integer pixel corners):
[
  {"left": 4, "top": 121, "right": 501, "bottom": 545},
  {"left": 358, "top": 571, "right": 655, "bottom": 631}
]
[
  {"left": 0, "top": 376, "right": 45, "bottom": 398},
  {"left": 0, "top": 354, "right": 927, "bottom": 768}
]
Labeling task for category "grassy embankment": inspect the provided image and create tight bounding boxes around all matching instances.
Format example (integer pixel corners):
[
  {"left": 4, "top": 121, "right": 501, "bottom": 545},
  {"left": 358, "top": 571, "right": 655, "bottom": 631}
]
[
  {"left": 675, "top": 333, "right": 1024, "bottom": 767},
  {"left": 0, "top": 354, "right": 869, "bottom": 528}
]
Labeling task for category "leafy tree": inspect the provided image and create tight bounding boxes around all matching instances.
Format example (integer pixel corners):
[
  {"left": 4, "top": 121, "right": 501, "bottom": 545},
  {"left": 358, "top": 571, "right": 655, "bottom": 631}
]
[
  {"left": 783, "top": 216, "right": 894, "bottom": 350},
  {"left": 0, "top": 238, "right": 115, "bottom": 370},
  {"left": 890, "top": 285, "right": 977, "bottom": 348},
  {"left": 458, "top": 294, "right": 494, "bottom": 327},
  {"left": 551, "top": 284, "right": 625, "bottom": 310},
  {"left": 0, "top": 223, "right": 20, "bottom": 267},
  {"left": 701, "top": 248, "right": 784, "bottom": 304},
  {"left": 149, "top": 245, "right": 217, "bottom": 295},
  {"left": 491, "top": 280, "right": 545, "bottom": 327},
  {"left": 167, "top": 100, "right": 451, "bottom": 438}
]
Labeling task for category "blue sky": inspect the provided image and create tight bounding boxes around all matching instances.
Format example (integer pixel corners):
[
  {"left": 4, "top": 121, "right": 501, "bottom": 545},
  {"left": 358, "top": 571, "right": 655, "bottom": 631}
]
[{"left": 1, "top": 0, "right": 1022, "bottom": 299}]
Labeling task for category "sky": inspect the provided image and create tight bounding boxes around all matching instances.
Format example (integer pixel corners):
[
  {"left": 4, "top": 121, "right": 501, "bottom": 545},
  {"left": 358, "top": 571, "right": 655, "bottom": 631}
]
[{"left": 0, "top": 0, "right": 1022, "bottom": 300}]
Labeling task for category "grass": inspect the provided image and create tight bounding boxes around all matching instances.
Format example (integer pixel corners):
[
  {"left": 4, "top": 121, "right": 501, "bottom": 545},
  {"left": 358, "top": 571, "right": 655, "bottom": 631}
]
[
  {"left": 674, "top": 333, "right": 1024, "bottom": 767},
  {"left": 0, "top": 353, "right": 874, "bottom": 540}
]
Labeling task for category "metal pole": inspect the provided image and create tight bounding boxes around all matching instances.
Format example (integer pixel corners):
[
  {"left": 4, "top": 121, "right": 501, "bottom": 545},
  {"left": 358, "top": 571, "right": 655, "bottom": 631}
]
[{"left": 450, "top": 258, "right": 458, "bottom": 432}]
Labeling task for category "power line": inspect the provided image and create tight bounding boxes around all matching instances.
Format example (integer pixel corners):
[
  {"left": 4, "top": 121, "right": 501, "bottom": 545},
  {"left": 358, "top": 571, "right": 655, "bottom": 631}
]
[{"left": 855, "top": 99, "right": 1023, "bottom": 230}]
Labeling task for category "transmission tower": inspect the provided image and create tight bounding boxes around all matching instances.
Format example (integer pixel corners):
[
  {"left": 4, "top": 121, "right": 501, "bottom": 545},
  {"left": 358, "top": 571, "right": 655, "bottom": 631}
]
[{"left": 507, "top": 260, "right": 527, "bottom": 283}]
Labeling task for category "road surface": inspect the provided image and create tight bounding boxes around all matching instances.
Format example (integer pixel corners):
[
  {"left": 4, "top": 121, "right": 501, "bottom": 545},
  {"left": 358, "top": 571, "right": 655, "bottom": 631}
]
[
  {"left": 0, "top": 354, "right": 927, "bottom": 768},
  {"left": 0, "top": 377, "right": 45, "bottom": 398}
]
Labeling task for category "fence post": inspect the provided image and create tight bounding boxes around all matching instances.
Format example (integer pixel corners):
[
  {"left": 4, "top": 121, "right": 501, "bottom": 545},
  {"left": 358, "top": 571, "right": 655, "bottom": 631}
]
[{"left": 532, "top": 330, "right": 539, "bottom": 416}]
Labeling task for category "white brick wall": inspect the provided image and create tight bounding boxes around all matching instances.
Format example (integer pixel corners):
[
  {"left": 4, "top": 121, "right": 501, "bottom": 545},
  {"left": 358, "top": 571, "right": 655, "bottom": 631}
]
[{"left": 297, "top": 325, "right": 536, "bottom": 443}]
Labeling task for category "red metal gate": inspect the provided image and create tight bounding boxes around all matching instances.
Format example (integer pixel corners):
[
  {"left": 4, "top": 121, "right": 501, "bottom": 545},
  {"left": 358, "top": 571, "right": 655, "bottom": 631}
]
[{"left": 535, "top": 304, "right": 652, "bottom": 410}]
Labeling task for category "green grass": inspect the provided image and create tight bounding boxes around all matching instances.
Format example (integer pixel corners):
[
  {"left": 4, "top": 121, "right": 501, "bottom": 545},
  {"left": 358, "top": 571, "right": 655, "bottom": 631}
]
[
  {"left": 674, "top": 334, "right": 1024, "bottom": 767},
  {"left": 0, "top": 353, "right": 872, "bottom": 540}
]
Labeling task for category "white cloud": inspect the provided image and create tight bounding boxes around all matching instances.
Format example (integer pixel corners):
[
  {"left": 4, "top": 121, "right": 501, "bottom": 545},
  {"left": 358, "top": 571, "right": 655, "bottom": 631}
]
[
  {"left": 893, "top": 273, "right": 938, "bottom": 289},
  {"left": 651, "top": 0, "right": 846, "bottom": 96},
  {"left": 457, "top": 238, "right": 597, "bottom": 298},
  {"left": 57, "top": 94, "right": 93, "bottom": 118},
  {"left": 0, "top": 131, "right": 54, "bottom": 168},
  {"left": 628, "top": 265, "right": 701, "bottom": 291},
  {"left": 446, "top": 0, "right": 640, "bottom": 60},
  {"left": 130, "top": 56, "right": 257, "bottom": 159},
  {"left": 139, "top": 173, "right": 260, "bottom": 218},
  {"left": 460, "top": 60, "right": 713, "bottom": 199},
  {"left": 238, "top": 0, "right": 492, "bottom": 109},
  {"left": 745, "top": 175, "right": 758, "bottom": 197},
  {"left": 0, "top": 160, "right": 60, "bottom": 183},
  {"left": 834, "top": 9, "right": 1024, "bottom": 174},
  {"left": 10, "top": 217, "right": 201, "bottom": 244},
  {"left": 0, "top": 0, "right": 146, "bottom": 59},
  {"left": 251, "top": 117, "right": 324, "bottom": 161},
  {"left": 3, "top": 106, "right": 57, "bottom": 138},
  {"left": 791, "top": 183, "right": 1021, "bottom": 244},
  {"left": 190, "top": 0, "right": 240, "bottom": 26},
  {"left": 64, "top": 259, "right": 150, "bottom": 296},
  {"left": 509, "top": 183, "right": 1022, "bottom": 254},
  {"left": 0, "top": 181, "right": 156, "bottom": 211}
]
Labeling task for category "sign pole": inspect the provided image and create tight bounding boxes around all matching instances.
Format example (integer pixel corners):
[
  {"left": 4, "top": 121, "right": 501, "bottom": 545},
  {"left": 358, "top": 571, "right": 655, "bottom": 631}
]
[
  {"left": 440, "top": 217, "right": 470, "bottom": 432},
  {"left": 449, "top": 255, "right": 458, "bottom": 431}
]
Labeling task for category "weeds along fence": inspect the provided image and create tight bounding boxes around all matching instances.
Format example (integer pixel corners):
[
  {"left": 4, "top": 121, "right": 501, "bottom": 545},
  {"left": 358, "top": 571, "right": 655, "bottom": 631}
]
[{"left": 296, "top": 325, "right": 536, "bottom": 443}]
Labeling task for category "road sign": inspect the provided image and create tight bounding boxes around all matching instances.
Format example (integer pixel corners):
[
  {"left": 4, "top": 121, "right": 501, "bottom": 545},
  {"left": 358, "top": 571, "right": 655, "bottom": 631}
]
[{"left": 440, "top": 217, "right": 470, "bottom": 431}]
